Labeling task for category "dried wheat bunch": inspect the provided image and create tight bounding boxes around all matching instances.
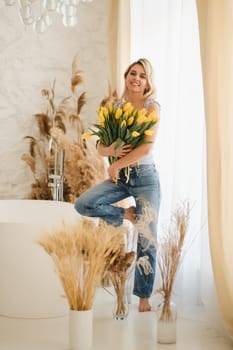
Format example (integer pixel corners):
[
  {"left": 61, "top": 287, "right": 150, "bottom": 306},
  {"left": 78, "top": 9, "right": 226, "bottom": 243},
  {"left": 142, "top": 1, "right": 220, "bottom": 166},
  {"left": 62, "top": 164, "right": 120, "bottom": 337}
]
[{"left": 37, "top": 218, "right": 127, "bottom": 311}]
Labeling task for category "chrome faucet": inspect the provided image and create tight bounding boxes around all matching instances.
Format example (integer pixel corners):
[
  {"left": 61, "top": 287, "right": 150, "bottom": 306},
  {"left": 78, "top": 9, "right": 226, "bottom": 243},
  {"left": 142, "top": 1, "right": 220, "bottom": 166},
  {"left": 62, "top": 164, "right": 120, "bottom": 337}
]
[{"left": 48, "top": 137, "right": 65, "bottom": 201}]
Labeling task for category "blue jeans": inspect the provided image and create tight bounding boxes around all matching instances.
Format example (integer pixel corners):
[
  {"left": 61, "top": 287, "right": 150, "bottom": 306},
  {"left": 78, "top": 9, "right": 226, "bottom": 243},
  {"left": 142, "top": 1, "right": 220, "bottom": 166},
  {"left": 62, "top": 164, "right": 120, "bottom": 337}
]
[{"left": 75, "top": 163, "right": 161, "bottom": 298}]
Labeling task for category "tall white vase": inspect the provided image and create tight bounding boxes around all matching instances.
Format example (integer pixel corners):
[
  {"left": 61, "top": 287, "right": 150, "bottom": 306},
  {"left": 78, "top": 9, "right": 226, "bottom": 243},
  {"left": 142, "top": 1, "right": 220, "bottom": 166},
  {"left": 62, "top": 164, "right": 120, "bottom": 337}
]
[{"left": 69, "top": 309, "right": 93, "bottom": 350}]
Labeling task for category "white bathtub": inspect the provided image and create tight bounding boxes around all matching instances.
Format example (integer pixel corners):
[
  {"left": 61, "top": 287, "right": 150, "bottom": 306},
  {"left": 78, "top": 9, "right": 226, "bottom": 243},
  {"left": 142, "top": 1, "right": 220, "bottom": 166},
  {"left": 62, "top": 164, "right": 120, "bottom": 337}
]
[{"left": 0, "top": 199, "right": 79, "bottom": 319}]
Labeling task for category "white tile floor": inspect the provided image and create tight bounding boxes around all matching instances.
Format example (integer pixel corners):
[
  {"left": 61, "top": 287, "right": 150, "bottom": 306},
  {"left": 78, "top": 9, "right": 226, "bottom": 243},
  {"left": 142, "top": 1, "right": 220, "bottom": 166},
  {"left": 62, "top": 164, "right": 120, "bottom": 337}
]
[{"left": 0, "top": 287, "right": 232, "bottom": 350}]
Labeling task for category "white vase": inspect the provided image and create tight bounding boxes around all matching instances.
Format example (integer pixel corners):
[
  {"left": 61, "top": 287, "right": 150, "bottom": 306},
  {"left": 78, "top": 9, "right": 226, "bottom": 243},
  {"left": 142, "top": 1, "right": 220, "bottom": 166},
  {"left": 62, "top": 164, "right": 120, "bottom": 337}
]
[
  {"left": 69, "top": 309, "right": 93, "bottom": 350},
  {"left": 157, "top": 300, "right": 177, "bottom": 344}
]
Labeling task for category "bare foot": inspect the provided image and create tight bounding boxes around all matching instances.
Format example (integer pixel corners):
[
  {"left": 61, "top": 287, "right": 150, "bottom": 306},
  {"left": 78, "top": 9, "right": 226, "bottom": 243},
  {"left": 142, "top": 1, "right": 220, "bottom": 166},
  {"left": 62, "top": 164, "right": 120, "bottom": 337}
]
[
  {"left": 138, "top": 298, "right": 151, "bottom": 312},
  {"left": 124, "top": 206, "right": 136, "bottom": 224}
]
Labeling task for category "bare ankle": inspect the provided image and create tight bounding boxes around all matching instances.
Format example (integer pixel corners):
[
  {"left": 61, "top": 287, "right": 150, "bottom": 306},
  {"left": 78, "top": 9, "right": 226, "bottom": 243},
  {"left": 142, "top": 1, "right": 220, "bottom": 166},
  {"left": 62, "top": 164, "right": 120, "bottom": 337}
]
[{"left": 138, "top": 298, "right": 151, "bottom": 312}]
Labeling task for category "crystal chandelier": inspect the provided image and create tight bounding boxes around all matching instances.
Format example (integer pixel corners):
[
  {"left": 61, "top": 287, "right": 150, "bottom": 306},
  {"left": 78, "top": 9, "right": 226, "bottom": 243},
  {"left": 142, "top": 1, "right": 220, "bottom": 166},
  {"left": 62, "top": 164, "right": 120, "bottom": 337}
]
[{"left": 4, "top": 0, "right": 94, "bottom": 33}]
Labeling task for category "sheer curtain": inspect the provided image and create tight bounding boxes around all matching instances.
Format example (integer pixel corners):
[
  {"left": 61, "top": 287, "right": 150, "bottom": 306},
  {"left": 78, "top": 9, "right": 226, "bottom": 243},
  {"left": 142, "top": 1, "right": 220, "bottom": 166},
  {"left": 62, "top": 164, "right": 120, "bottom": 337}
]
[
  {"left": 196, "top": 0, "right": 233, "bottom": 340},
  {"left": 109, "top": 0, "right": 131, "bottom": 95},
  {"left": 130, "top": 0, "right": 224, "bottom": 330}
]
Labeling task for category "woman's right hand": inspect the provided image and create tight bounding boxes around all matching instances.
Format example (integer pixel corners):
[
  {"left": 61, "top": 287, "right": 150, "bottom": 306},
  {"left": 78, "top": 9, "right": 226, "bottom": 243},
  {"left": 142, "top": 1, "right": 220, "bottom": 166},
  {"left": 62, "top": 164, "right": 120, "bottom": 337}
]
[
  {"left": 98, "top": 142, "right": 132, "bottom": 157},
  {"left": 108, "top": 142, "right": 132, "bottom": 157}
]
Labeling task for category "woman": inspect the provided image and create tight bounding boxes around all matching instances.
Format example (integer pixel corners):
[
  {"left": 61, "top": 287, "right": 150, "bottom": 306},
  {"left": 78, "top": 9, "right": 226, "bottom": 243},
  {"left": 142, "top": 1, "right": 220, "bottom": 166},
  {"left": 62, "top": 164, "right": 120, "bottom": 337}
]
[{"left": 75, "top": 58, "right": 161, "bottom": 312}]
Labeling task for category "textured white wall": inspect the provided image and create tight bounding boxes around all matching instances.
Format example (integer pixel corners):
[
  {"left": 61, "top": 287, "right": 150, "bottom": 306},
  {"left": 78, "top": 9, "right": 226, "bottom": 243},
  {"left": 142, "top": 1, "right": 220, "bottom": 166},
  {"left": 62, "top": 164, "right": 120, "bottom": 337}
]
[{"left": 0, "top": 0, "right": 111, "bottom": 199}]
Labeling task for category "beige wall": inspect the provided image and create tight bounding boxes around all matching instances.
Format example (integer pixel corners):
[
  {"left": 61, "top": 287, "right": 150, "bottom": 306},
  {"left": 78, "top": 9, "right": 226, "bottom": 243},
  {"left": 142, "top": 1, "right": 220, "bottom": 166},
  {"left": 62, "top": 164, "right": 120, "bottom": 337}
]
[{"left": 0, "top": 0, "right": 112, "bottom": 199}]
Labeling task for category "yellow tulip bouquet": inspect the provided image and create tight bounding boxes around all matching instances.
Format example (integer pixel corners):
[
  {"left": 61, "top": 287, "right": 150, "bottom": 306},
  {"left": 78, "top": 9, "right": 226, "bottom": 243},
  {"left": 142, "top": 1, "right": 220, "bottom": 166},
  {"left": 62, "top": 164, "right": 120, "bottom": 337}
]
[{"left": 82, "top": 102, "right": 159, "bottom": 181}]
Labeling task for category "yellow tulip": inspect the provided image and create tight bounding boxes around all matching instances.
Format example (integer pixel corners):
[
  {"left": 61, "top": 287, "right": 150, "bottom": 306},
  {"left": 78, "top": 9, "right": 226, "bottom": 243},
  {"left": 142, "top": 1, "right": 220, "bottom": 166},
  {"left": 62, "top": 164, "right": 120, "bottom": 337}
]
[
  {"left": 147, "top": 110, "right": 155, "bottom": 120},
  {"left": 137, "top": 108, "right": 147, "bottom": 119},
  {"left": 127, "top": 116, "right": 134, "bottom": 126},
  {"left": 137, "top": 116, "right": 148, "bottom": 124},
  {"left": 102, "top": 106, "right": 108, "bottom": 117},
  {"left": 121, "top": 120, "right": 126, "bottom": 127},
  {"left": 144, "top": 129, "right": 154, "bottom": 136},
  {"left": 82, "top": 132, "right": 93, "bottom": 139},
  {"left": 147, "top": 110, "right": 159, "bottom": 122},
  {"left": 123, "top": 102, "right": 134, "bottom": 114},
  {"left": 115, "top": 108, "right": 122, "bottom": 119},
  {"left": 132, "top": 131, "right": 140, "bottom": 137},
  {"left": 108, "top": 102, "right": 113, "bottom": 113},
  {"left": 98, "top": 111, "right": 105, "bottom": 124}
]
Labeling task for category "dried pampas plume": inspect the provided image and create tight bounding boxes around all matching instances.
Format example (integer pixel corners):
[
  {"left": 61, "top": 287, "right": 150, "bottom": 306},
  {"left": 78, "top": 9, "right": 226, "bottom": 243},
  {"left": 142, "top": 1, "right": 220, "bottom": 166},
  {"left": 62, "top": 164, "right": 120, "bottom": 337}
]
[
  {"left": 77, "top": 91, "right": 86, "bottom": 115},
  {"left": 21, "top": 153, "right": 35, "bottom": 173},
  {"left": 71, "top": 54, "right": 83, "bottom": 93},
  {"left": 34, "top": 113, "right": 51, "bottom": 136},
  {"left": 22, "top": 136, "right": 49, "bottom": 182},
  {"left": 71, "top": 75, "right": 83, "bottom": 93}
]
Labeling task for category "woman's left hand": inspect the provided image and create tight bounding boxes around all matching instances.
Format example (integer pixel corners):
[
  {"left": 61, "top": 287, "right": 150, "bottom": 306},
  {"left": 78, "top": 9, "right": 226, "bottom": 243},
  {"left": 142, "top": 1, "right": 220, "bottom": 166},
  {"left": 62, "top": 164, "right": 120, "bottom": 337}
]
[{"left": 108, "top": 163, "right": 120, "bottom": 183}]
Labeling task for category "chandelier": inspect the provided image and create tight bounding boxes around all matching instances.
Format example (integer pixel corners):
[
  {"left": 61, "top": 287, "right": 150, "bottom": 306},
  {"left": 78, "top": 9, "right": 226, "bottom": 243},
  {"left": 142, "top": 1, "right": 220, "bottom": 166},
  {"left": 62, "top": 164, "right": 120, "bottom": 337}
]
[{"left": 4, "top": 0, "right": 94, "bottom": 33}]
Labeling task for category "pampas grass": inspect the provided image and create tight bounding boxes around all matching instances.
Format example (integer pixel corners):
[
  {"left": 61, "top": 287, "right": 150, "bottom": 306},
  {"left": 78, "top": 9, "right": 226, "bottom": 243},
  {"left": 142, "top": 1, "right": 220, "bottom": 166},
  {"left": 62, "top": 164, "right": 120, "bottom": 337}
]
[
  {"left": 37, "top": 218, "right": 127, "bottom": 311},
  {"left": 156, "top": 201, "right": 190, "bottom": 321},
  {"left": 22, "top": 55, "right": 107, "bottom": 201}
]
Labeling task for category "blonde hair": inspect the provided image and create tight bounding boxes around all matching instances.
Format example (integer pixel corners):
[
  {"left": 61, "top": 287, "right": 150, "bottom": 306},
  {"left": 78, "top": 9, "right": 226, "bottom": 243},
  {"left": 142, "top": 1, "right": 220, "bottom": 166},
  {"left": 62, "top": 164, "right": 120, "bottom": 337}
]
[{"left": 122, "top": 58, "right": 156, "bottom": 101}]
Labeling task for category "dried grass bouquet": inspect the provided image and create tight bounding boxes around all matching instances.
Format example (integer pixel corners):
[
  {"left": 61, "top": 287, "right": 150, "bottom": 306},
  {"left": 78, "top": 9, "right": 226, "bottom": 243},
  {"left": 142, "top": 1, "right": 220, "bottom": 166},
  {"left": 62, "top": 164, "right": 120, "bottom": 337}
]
[
  {"left": 37, "top": 218, "right": 127, "bottom": 311},
  {"left": 156, "top": 201, "right": 190, "bottom": 321}
]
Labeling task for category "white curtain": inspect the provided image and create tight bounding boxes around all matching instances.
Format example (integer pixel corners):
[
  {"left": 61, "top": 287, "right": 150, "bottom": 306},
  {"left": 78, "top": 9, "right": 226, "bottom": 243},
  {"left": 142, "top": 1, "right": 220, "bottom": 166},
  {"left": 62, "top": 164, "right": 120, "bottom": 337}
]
[
  {"left": 130, "top": 0, "right": 224, "bottom": 331},
  {"left": 109, "top": 0, "right": 131, "bottom": 95},
  {"left": 115, "top": 0, "right": 131, "bottom": 94},
  {"left": 196, "top": 0, "right": 233, "bottom": 339}
]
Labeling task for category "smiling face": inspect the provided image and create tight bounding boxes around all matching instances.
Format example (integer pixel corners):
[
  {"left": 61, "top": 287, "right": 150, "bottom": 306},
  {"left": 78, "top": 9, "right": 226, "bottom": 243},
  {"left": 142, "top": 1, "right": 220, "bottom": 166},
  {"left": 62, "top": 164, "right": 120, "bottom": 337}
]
[{"left": 125, "top": 63, "right": 149, "bottom": 96}]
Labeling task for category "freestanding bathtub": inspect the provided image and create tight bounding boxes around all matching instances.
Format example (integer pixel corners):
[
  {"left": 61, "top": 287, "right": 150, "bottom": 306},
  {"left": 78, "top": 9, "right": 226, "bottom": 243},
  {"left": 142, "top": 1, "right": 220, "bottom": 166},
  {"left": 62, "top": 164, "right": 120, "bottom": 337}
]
[{"left": 0, "top": 199, "right": 79, "bottom": 318}]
